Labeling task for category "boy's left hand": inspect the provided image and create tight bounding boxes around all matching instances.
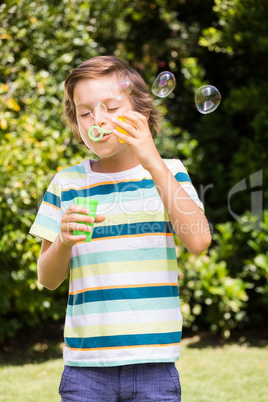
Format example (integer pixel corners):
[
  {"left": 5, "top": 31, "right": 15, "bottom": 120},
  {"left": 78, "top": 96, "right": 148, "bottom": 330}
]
[{"left": 111, "top": 111, "right": 161, "bottom": 172}]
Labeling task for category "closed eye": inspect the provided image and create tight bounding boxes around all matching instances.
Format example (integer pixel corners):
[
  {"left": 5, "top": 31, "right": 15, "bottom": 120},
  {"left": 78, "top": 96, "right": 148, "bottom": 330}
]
[
  {"left": 107, "top": 108, "right": 119, "bottom": 112},
  {"left": 80, "top": 108, "right": 119, "bottom": 117}
]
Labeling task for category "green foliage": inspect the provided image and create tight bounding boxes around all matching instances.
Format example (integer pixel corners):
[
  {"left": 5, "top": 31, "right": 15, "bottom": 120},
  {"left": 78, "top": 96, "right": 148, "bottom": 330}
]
[
  {"left": 178, "top": 247, "right": 249, "bottom": 338},
  {"left": 0, "top": 0, "right": 267, "bottom": 340},
  {"left": 0, "top": 0, "right": 95, "bottom": 340},
  {"left": 178, "top": 211, "right": 268, "bottom": 338},
  {"left": 193, "top": 0, "right": 268, "bottom": 222}
]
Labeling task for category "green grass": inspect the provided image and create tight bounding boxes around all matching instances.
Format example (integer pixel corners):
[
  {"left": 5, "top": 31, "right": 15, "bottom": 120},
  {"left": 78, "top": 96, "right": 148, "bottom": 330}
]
[
  {"left": 177, "top": 334, "right": 268, "bottom": 401},
  {"left": 0, "top": 359, "right": 63, "bottom": 402},
  {"left": 0, "top": 329, "right": 267, "bottom": 402}
]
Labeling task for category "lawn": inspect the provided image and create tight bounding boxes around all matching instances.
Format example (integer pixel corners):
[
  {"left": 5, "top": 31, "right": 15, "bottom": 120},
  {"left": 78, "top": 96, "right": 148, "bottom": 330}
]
[
  {"left": 177, "top": 334, "right": 268, "bottom": 401},
  {"left": 0, "top": 329, "right": 267, "bottom": 402}
]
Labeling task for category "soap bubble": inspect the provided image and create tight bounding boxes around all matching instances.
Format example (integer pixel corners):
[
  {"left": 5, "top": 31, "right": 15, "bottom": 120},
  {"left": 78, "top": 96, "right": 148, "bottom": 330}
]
[
  {"left": 110, "top": 80, "right": 133, "bottom": 100},
  {"left": 151, "top": 71, "right": 176, "bottom": 98},
  {"left": 87, "top": 102, "right": 115, "bottom": 141},
  {"left": 90, "top": 102, "right": 107, "bottom": 122},
  {"left": 195, "top": 85, "right": 221, "bottom": 114},
  {"left": 87, "top": 102, "right": 107, "bottom": 141}
]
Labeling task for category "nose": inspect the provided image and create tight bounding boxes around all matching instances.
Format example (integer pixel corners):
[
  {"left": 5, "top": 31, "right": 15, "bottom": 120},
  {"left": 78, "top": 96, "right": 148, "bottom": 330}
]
[
  {"left": 91, "top": 102, "right": 107, "bottom": 126},
  {"left": 96, "top": 115, "right": 106, "bottom": 127}
]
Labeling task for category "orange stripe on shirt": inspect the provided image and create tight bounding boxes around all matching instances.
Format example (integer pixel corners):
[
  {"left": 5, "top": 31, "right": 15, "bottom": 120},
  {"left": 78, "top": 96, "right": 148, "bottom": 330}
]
[
  {"left": 64, "top": 342, "right": 180, "bottom": 352},
  {"left": 75, "top": 232, "right": 173, "bottom": 245},
  {"left": 62, "top": 177, "right": 151, "bottom": 193},
  {"left": 43, "top": 200, "right": 61, "bottom": 211},
  {"left": 69, "top": 283, "right": 178, "bottom": 296}
]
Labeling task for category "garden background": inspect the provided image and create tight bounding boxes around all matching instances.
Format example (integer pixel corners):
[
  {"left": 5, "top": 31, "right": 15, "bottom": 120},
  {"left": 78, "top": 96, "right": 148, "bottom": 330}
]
[{"left": 0, "top": 0, "right": 267, "bottom": 400}]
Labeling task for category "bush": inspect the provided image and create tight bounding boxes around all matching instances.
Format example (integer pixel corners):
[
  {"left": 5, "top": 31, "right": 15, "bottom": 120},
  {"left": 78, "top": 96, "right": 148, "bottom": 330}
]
[
  {"left": 1, "top": 0, "right": 267, "bottom": 340},
  {"left": 178, "top": 211, "right": 268, "bottom": 338}
]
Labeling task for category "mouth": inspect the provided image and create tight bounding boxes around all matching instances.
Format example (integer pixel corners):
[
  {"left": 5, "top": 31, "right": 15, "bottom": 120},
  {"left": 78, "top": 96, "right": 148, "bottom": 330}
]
[
  {"left": 88, "top": 126, "right": 113, "bottom": 142},
  {"left": 99, "top": 134, "right": 110, "bottom": 141},
  {"left": 98, "top": 130, "right": 113, "bottom": 141}
]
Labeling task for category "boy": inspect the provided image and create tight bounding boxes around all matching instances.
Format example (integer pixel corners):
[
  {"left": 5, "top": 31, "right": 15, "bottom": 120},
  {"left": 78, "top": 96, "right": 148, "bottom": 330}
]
[{"left": 30, "top": 55, "right": 211, "bottom": 401}]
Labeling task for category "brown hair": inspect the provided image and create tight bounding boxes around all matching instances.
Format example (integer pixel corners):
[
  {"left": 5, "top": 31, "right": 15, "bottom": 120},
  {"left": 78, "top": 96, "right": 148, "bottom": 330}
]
[{"left": 64, "top": 55, "right": 160, "bottom": 143}]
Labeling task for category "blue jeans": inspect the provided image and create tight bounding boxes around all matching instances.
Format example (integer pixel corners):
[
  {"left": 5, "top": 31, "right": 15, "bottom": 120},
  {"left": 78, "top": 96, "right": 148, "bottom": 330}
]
[{"left": 59, "top": 363, "right": 181, "bottom": 401}]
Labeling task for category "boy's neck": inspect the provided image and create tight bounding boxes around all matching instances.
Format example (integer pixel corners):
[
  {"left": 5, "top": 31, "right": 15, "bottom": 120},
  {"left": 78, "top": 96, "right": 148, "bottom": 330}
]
[{"left": 91, "top": 151, "right": 141, "bottom": 174}]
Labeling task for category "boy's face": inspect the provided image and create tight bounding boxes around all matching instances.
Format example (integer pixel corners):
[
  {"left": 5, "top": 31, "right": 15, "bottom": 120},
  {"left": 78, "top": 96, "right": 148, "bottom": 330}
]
[{"left": 73, "top": 75, "right": 133, "bottom": 158}]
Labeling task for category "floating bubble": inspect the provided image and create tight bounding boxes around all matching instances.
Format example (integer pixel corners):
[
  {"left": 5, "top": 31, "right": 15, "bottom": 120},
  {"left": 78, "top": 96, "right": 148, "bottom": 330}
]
[
  {"left": 195, "top": 85, "right": 221, "bottom": 114},
  {"left": 110, "top": 80, "right": 133, "bottom": 100},
  {"left": 151, "top": 71, "right": 176, "bottom": 98},
  {"left": 87, "top": 102, "right": 107, "bottom": 141},
  {"left": 90, "top": 102, "right": 107, "bottom": 122}
]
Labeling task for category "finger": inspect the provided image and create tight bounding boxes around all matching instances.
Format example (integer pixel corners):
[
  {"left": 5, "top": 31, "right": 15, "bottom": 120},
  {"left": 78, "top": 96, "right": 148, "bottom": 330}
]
[
  {"left": 74, "top": 223, "right": 93, "bottom": 232},
  {"left": 66, "top": 204, "right": 90, "bottom": 215},
  {"left": 72, "top": 235, "right": 87, "bottom": 243},
  {"left": 66, "top": 233, "right": 87, "bottom": 244},
  {"left": 112, "top": 128, "right": 135, "bottom": 144},
  {"left": 95, "top": 215, "right": 105, "bottom": 223},
  {"left": 62, "top": 221, "right": 92, "bottom": 233},
  {"left": 121, "top": 111, "right": 148, "bottom": 130},
  {"left": 65, "top": 213, "right": 94, "bottom": 224},
  {"left": 111, "top": 118, "right": 140, "bottom": 139},
  {"left": 63, "top": 215, "right": 104, "bottom": 232},
  {"left": 71, "top": 213, "right": 105, "bottom": 224},
  {"left": 111, "top": 117, "right": 131, "bottom": 132}
]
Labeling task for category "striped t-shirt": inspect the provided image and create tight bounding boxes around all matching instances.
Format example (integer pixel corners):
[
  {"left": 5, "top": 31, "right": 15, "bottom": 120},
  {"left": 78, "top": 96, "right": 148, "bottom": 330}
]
[{"left": 30, "top": 158, "right": 203, "bottom": 367}]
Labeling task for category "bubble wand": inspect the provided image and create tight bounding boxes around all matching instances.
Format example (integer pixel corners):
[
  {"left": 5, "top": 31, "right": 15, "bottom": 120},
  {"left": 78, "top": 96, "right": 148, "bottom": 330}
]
[{"left": 88, "top": 126, "right": 113, "bottom": 141}]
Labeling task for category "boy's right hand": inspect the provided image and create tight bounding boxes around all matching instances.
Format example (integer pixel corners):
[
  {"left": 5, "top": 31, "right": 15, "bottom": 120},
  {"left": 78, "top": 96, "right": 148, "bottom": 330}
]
[{"left": 60, "top": 204, "right": 105, "bottom": 247}]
